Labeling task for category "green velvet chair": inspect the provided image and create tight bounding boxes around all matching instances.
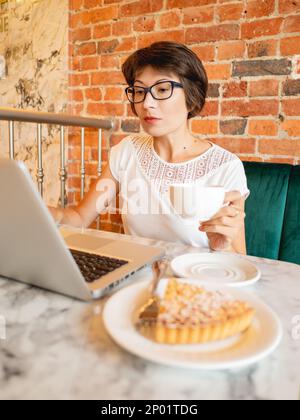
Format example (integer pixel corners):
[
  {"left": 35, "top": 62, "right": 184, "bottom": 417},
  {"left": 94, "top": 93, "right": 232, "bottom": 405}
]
[
  {"left": 242, "top": 162, "right": 292, "bottom": 261},
  {"left": 279, "top": 165, "right": 300, "bottom": 265}
]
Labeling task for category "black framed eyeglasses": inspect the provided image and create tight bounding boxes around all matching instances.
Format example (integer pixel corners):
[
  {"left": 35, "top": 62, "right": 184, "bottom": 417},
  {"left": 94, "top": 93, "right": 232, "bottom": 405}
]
[{"left": 125, "top": 80, "right": 184, "bottom": 104}]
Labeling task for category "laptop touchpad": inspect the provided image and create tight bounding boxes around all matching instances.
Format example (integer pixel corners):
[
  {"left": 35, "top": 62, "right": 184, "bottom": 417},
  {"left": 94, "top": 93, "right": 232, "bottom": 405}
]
[{"left": 65, "top": 233, "right": 113, "bottom": 251}]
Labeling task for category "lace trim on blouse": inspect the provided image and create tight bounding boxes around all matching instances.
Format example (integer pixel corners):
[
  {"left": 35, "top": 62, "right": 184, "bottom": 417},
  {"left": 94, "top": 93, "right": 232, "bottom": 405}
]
[{"left": 131, "top": 135, "right": 237, "bottom": 194}]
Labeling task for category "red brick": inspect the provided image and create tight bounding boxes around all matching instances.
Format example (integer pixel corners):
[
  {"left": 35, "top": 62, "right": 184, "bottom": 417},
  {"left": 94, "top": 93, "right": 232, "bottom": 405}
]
[
  {"left": 239, "top": 155, "right": 261, "bottom": 161},
  {"left": 99, "top": 221, "right": 124, "bottom": 234},
  {"left": 218, "top": 41, "right": 245, "bottom": 60},
  {"left": 68, "top": 147, "right": 91, "bottom": 161},
  {"left": 249, "top": 80, "right": 279, "bottom": 97},
  {"left": 68, "top": 177, "right": 81, "bottom": 189},
  {"left": 70, "top": 11, "right": 92, "bottom": 27},
  {"left": 222, "top": 100, "right": 279, "bottom": 117},
  {"left": 69, "top": 74, "right": 89, "bottom": 87},
  {"left": 199, "top": 101, "right": 219, "bottom": 117},
  {"left": 212, "top": 138, "right": 256, "bottom": 154},
  {"left": 89, "top": 6, "right": 119, "bottom": 23},
  {"left": 281, "top": 120, "right": 300, "bottom": 137},
  {"left": 183, "top": 6, "right": 214, "bottom": 25},
  {"left": 283, "top": 80, "right": 300, "bottom": 96},
  {"left": 160, "top": 11, "right": 181, "bottom": 29},
  {"left": 85, "top": 162, "right": 100, "bottom": 176},
  {"left": 70, "top": 27, "right": 91, "bottom": 42},
  {"left": 76, "top": 42, "right": 97, "bottom": 56},
  {"left": 91, "top": 71, "right": 124, "bottom": 85},
  {"left": 241, "top": 18, "right": 283, "bottom": 39},
  {"left": 281, "top": 37, "right": 300, "bottom": 56},
  {"left": 69, "top": 57, "right": 80, "bottom": 71},
  {"left": 69, "top": 44, "right": 75, "bottom": 58},
  {"left": 104, "top": 87, "right": 124, "bottom": 101},
  {"left": 70, "top": 0, "right": 83, "bottom": 11},
  {"left": 103, "top": 0, "right": 123, "bottom": 4},
  {"left": 93, "top": 24, "right": 111, "bottom": 39},
  {"left": 69, "top": 131, "right": 102, "bottom": 148},
  {"left": 90, "top": 148, "right": 109, "bottom": 164},
  {"left": 218, "top": 3, "right": 244, "bottom": 22},
  {"left": 205, "top": 64, "right": 231, "bottom": 80},
  {"left": 115, "top": 37, "right": 136, "bottom": 53},
  {"left": 112, "top": 21, "right": 132, "bottom": 36},
  {"left": 233, "top": 59, "right": 291, "bottom": 77},
  {"left": 186, "top": 24, "right": 239, "bottom": 44},
  {"left": 192, "top": 45, "right": 215, "bottom": 62},
  {"left": 84, "top": 0, "right": 100, "bottom": 8},
  {"left": 282, "top": 99, "right": 300, "bottom": 116},
  {"left": 168, "top": 0, "right": 216, "bottom": 6},
  {"left": 120, "top": 0, "right": 164, "bottom": 17},
  {"left": 247, "top": 40, "right": 277, "bottom": 58},
  {"left": 109, "top": 213, "right": 123, "bottom": 224},
  {"left": 220, "top": 119, "right": 247, "bottom": 135},
  {"left": 259, "top": 139, "right": 300, "bottom": 156},
  {"left": 87, "top": 103, "right": 125, "bottom": 117},
  {"left": 207, "top": 84, "right": 220, "bottom": 98},
  {"left": 85, "top": 88, "right": 102, "bottom": 101},
  {"left": 69, "top": 13, "right": 82, "bottom": 29},
  {"left": 137, "top": 31, "right": 184, "bottom": 49},
  {"left": 67, "top": 162, "right": 80, "bottom": 176},
  {"left": 100, "top": 55, "right": 118, "bottom": 69},
  {"left": 133, "top": 16, "right": 156, "bottom": 32},
  {"left": 248, "top": 120, "right": 278, "bottom": 136},
  {"left": 97, "top": 39, "right": 119, "bottom": 54},
  {"left": 70, "top": 89, "right": 84, "bottom": 102},
  {"left": 81, "top": 56, "right": 99, "bottom": 71},
  {"left": 223, "top": 81, "right": 248, "bottom": 98},
  {"left": 283, "top": 15, "right": 300, "bottom": 33},
  {"left": 279, "top": 0, "right": 300, "bottom": 14},
  {"left": 85, "top": 134, "right": 98, "bottom": 148},
  {"left": 245, "top": 0, "right": 275, "bottom": 18},
  {"left": 191, "top": 120, "right": 218, "bottom": 135}
]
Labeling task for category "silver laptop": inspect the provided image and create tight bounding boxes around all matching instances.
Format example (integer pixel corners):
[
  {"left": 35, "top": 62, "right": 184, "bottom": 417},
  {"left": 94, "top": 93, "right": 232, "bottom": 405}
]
[{"left": 0, "top": 159, "right": 165, "bottom": 300}]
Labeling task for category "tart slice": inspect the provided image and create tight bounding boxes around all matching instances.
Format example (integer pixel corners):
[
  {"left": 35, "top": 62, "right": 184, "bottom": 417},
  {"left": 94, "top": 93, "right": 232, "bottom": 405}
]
[{"left": 136, "top": 278, "right": 255, "bottom": 345}]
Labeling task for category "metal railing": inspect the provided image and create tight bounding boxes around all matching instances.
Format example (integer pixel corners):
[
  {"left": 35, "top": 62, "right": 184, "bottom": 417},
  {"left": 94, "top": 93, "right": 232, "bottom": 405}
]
[{"left": 0, "top": 107, "right": 114, "bottom": 228}]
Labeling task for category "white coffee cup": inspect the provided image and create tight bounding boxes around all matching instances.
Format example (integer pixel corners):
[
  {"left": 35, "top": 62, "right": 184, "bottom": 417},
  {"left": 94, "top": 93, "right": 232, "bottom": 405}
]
[{"left": 168, "top": 184, "right": 226, "bottom": 224}]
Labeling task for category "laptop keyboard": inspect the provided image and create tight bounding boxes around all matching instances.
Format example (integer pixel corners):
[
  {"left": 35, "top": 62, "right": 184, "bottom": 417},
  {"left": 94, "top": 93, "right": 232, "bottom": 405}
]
[{"left": 69, "top": 249, "right": 129, "bottom": 283}]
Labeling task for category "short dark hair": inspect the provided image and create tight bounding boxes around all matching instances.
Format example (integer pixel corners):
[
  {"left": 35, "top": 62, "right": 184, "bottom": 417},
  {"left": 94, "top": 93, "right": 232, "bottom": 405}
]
[{"left": 122, "top": 41, "right": 208, "bottom": 119}]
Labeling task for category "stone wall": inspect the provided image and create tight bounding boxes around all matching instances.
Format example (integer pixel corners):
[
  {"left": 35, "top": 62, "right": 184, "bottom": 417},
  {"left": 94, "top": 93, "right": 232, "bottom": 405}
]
[{"left": 0, "top": 0, "right": 68, "bottom": 206}]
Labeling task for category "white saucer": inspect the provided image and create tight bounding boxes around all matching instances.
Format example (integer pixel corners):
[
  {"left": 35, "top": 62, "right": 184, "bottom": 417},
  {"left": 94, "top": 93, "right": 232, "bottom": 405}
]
[
  {"left": 103, "top": 280, "right": 282, "bottom": 370},
  {"left": 171, "top": 253, "right": 261, "bottom": 287}
]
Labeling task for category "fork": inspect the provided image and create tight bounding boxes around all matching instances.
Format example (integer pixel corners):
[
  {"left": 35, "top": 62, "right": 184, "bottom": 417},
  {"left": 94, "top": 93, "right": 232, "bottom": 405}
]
[{"left": 138, "top": 259, "right": 168, "bottom": 322}]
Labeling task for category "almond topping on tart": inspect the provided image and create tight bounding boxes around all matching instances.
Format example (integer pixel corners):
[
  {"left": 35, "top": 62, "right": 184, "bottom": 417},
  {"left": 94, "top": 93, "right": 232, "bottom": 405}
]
[{"left": 137, "top": 278, "right": 255, "bottom": 344}]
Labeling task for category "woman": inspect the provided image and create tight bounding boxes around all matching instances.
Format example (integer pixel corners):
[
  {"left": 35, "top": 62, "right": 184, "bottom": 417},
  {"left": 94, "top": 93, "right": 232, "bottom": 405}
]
[{"left": 49, "top": 42, "right": 249, "bottom": 254}]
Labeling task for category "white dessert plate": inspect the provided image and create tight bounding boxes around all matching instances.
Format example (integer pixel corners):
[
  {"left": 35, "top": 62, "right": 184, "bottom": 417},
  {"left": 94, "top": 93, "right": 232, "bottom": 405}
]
[{"left": 103, "top": 280, "right": 282, "bottom": 370}]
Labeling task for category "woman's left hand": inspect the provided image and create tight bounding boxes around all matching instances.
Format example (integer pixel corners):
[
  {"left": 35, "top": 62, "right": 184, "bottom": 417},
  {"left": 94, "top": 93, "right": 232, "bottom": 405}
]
[{"left": 199, "top": 191, "right": 246, "bottom": 251}]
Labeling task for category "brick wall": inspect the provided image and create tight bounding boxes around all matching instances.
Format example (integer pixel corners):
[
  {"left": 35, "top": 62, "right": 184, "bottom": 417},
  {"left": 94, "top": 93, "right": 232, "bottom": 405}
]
[{"left": 68, "top": 0, "right": 300, "bottom": 232}]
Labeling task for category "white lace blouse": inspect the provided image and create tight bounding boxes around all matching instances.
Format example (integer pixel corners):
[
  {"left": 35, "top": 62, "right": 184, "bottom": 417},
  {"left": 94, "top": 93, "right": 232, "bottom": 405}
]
[{"left": 109, "top": 134, "right": 250, "bottom": 248}]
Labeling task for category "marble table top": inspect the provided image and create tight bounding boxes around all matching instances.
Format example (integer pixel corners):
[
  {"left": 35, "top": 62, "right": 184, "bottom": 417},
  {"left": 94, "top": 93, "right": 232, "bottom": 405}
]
[{"left": 0, "top": 226, "right": 299, "bottom": 400}]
